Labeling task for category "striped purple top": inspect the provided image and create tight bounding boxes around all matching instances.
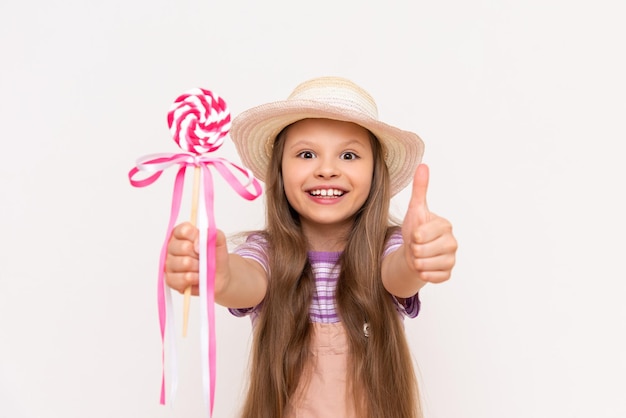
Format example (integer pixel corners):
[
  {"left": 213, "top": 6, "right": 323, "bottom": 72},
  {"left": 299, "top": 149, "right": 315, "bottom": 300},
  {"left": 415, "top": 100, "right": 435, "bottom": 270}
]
[{"left": 229, "top": 230, "right": 420, "bottom": 323}]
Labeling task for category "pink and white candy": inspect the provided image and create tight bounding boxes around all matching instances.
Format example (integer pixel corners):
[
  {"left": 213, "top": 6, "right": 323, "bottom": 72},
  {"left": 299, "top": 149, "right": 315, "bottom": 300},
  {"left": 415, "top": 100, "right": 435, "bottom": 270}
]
[{"left": 167, "top": 88, "right": 231, "bottom": 154}]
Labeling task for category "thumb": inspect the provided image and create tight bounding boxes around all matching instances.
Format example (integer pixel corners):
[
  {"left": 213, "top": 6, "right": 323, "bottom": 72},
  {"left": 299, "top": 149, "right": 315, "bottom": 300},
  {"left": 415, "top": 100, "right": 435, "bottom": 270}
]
[
  {"left": 197, "top": 229, "right": 227, "bottom": 253},
  {"left": 215, "top": 229, "right": 227, "bottom": 248},
  {"left": 409, "top": 164, "right": 430, "bottom": 223}
]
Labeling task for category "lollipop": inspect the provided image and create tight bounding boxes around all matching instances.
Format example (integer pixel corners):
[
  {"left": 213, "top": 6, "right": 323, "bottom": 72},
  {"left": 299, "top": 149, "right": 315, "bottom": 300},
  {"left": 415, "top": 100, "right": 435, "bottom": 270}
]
[
  {"left": 129, "top": 88, "right": 262, "bottom": 416},
  {"left": 168, "top": 88, "right": 231, "bottom": 336},
  {"left": 168, "top": 88, "right": 231, "bottom": 154}
]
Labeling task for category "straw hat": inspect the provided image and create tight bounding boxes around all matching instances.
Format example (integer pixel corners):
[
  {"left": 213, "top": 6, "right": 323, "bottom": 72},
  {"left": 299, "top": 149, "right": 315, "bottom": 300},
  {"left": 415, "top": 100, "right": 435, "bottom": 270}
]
[{"left": 230, "top": 76, "right": 424, "bottom": 196}]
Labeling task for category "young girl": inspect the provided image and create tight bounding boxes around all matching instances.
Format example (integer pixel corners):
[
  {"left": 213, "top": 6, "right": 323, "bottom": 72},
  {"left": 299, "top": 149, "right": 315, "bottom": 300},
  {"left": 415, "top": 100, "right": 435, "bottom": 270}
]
[{"left": 165, "top": 76, "right": 457, "bottom": 418}]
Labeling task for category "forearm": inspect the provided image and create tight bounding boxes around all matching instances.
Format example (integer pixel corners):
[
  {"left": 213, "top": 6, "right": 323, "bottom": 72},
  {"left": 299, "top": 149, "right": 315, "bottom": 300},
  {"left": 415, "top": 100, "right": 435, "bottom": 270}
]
[
  {"left": 215, "top": 254, "right": 267, "bottom": 309},
  {"left": 381, "top": 245, "right": 427, "bottom": 299}
]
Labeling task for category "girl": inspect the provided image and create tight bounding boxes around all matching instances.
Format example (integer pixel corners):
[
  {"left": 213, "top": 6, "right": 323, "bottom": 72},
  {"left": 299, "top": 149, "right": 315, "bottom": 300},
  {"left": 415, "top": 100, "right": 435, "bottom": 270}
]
[{"left": 165, "top": 76, "right": 457, "bottom": 418}]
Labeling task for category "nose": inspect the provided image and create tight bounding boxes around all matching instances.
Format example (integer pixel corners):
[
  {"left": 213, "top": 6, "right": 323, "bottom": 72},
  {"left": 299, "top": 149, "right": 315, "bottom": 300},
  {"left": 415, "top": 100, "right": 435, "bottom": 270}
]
[{"left": 314, "top": 157, "right": 340, "bottom": 179}]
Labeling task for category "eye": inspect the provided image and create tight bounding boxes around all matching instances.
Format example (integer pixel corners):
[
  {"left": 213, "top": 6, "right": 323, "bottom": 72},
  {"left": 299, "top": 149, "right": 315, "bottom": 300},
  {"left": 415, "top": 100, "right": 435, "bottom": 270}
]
[
  {"left": 340, "top": 151, "right": 359, "bottom": 160},
  {"left": 297, "top": 151, "right": 316, "bottom": 159}
]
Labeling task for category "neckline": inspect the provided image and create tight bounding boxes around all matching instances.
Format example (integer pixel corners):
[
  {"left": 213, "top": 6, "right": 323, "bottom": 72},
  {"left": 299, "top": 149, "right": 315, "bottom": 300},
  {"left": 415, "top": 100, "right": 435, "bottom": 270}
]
[{"left": 307, "top": 250, "right": 341, "bottom": 263}]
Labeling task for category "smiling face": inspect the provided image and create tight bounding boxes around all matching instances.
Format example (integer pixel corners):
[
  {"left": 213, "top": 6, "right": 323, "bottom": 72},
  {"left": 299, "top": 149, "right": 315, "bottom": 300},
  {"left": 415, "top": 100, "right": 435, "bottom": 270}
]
[{"left": 280, "top": 118, "right": 375, "bottom": 245}]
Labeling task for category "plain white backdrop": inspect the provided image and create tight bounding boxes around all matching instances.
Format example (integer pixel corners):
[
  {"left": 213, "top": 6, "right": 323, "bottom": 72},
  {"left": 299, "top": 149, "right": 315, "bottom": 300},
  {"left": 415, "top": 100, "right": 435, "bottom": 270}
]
[{"left": 1, "top": 1, "right": 624, "bottom": 417}]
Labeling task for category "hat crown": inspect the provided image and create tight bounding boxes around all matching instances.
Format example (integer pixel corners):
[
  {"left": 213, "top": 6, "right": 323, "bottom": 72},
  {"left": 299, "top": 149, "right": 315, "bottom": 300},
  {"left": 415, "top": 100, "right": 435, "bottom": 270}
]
[{"left": 287, "top": 77, "right": 379, "bottom": 120}]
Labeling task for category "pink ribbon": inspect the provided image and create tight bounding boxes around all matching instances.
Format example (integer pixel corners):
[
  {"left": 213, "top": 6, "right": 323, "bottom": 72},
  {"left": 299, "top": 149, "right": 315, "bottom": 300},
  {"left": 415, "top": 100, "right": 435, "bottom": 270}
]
[{"left": 129, "top": 152, "right": 262, "bottom": 415}]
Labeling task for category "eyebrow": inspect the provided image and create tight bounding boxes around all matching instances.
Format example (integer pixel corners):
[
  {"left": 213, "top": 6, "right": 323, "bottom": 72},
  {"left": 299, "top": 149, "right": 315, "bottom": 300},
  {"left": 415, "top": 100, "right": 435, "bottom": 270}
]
[{"left": 286, "top": 138, "right": 369, "bottom": 150}]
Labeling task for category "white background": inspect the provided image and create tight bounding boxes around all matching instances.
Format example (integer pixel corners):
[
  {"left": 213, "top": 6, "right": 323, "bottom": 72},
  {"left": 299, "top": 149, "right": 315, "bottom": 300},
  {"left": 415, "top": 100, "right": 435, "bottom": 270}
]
[{"left": 1, "top": 1, "right": 625, "bottom": 417}]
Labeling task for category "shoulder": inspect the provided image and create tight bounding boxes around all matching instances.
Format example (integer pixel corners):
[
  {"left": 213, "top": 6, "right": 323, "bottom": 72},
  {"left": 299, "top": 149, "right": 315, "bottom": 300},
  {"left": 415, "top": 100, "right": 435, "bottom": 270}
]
[
  {"left": 383, "top": 227, "right": 403, "bottom": 257},
  {"left": 233, "top": 232, "right": 270, "bottom": 273}
]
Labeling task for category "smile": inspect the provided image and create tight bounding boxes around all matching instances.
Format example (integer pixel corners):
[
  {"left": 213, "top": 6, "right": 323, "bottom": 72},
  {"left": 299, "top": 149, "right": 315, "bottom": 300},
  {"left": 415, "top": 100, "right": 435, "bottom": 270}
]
[{"left": 308, "top": 188, "right": 345, "bottom": 198}]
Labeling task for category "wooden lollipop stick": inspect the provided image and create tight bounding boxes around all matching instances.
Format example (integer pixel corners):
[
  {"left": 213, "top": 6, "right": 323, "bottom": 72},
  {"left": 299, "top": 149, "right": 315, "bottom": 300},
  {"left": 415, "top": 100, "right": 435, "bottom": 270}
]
[{"left": 183, "top": 166, "right": 201, "bottom": 337}]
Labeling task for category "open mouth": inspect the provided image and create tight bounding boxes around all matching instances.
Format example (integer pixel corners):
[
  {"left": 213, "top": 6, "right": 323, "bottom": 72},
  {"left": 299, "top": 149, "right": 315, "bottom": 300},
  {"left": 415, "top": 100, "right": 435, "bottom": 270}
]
[{"left": 308, "top": 188, "right": 345, "bottom": 198}]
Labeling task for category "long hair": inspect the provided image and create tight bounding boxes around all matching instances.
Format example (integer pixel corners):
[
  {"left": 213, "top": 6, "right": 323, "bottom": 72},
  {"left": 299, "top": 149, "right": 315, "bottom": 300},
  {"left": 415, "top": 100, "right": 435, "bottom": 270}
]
[{"left": 239, "top": 121, "right": 421, "bottom": 418}]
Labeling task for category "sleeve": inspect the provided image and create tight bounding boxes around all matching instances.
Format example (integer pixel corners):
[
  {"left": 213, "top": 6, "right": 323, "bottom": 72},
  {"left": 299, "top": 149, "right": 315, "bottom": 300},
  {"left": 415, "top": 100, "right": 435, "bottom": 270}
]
[
  {"left": 384, "top": 228, "right": 421, "bottom": 319},
  {"left": 227, "top": 233, "right": 269, "bottom": 319}
]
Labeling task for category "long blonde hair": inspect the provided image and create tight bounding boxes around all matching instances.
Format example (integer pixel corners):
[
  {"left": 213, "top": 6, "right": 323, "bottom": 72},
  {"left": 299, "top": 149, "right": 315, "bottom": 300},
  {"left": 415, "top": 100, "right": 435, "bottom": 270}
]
[{"left": 239, "top": 121, "right": 421, "bottom": 418}]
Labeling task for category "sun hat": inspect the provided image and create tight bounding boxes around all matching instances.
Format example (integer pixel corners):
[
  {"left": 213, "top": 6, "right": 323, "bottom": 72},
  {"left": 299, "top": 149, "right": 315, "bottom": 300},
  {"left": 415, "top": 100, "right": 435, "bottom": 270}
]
[{"left": 230, "top": 76, "right": 424, "bottom": 196}]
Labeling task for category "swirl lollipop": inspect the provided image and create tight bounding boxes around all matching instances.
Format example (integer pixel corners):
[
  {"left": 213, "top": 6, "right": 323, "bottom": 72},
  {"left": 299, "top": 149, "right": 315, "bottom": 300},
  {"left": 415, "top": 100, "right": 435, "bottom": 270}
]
[
  {"left": 168, "top": 88, "right": 231, "bottom": 154},
  {"left": 129, "top": 88, "right": 262, "bottom": 416}
]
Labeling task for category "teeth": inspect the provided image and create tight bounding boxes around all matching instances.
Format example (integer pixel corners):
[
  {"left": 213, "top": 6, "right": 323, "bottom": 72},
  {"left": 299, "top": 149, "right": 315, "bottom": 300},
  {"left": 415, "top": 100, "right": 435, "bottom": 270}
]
[{"left": 310, "top": 189, "right": 344, "bottom": 197}]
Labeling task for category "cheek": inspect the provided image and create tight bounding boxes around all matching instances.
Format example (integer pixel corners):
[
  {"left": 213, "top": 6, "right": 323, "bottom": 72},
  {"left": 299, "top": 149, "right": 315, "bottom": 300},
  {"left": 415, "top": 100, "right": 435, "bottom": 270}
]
[
  {"left": 356, "top": 163, "right": 374, "bottom": 190},
  {"left": 282, "top": 186, "right": 295, "bottom": 206},
  {"left": 360, "top": 179, "right": 374, "bottom": 204},
  {"left": 357, "top": 165, "right": 375, "bottom": 204},
  {"left": 280, "top": 173, "right": 299, "bottom": 205}
]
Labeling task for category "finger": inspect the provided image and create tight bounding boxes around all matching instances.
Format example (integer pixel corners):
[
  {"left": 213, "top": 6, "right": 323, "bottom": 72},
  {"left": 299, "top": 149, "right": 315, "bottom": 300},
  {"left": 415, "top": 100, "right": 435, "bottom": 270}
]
[
  {"left": 167, "top": 235, "right": 199, "bottom": 257},
  {"left": 407, "top": 245, "right": 456, "bottom": 270},
  {"left": 168, "top": 222, "right": 199, "bottom": 257},
  {"left": 418, "top": 270, "right": 452, "bottom": 284},
  {"left": 166, "top": 253, "right": 200, "bottom": 273},
  {"left": 409, "top": 215, "right": 454, "bottom": 244},
  {"left": 166, "top": 272, "right": 200, "bottom": 295},
  {"left": 409, "top": 164, "right": 430, "bottom": 223},
  {"left": 408, "top": 235, "right": 457, "bottom": 264},
  {"left": 172, "top": 222, "right": 199, "bottom": 242}
]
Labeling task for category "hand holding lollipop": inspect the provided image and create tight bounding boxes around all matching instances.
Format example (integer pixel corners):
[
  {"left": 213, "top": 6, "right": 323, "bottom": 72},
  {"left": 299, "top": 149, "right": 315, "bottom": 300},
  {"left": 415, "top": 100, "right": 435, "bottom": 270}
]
[{"left": 129, "top": 88, "right": 262, "bottom": 415}]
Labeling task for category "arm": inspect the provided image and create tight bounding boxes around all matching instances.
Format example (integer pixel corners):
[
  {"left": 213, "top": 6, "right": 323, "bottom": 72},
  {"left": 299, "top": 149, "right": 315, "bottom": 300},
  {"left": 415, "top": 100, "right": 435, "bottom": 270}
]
[
  {"left": 216, "top": 253, "right": 267, "bottom": 309},
  {"left": 165, "top": 222, "right": 268, "bottom": 309},
  {"left": 382, "top": 164, "right": 457, "bottom": 298}
]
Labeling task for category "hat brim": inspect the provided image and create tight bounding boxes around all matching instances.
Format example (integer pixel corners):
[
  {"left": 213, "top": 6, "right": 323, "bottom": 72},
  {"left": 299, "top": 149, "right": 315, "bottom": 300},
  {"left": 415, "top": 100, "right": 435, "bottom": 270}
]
[{"left": 230, "top": 100, "right": 424, "bottom": 196}]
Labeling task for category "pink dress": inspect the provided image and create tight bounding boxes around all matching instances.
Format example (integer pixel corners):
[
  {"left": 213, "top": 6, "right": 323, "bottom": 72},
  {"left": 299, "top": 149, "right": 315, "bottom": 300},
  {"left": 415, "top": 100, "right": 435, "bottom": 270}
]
[{"left": 287, "top": 323, "right": 355, "bottom": 417}]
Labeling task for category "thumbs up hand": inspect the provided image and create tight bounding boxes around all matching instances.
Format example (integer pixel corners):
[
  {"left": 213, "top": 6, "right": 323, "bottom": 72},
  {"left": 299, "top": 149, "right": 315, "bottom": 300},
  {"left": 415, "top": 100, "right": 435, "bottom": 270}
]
[{"left": 401, "top": 164, "right": 457, "bottom": 284}]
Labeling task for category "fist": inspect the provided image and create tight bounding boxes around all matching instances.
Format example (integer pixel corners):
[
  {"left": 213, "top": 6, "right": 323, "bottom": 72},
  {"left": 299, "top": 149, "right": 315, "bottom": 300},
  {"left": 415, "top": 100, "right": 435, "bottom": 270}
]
[
  {"left": 165, "top": 222, "right": 200, "bottom": 295},
  {"left": 402, "top": 164, "right": 457, "bottom": 283}
]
